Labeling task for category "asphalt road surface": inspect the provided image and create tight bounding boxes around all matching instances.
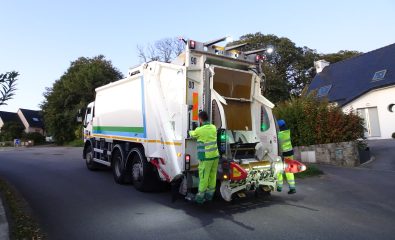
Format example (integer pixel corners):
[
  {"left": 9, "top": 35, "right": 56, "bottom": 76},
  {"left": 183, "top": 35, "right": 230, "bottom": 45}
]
[{"left": 0, "top": 140, "right": 394, "bottom": 240}]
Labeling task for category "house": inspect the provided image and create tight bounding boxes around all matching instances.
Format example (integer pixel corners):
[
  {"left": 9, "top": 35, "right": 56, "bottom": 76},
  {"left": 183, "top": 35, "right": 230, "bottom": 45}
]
[
  {"left": 17, "top": 109, "right": 45, "bottom": 135},
  {"left": 308, "top": 43, "right": 395, "bottom": 139},
  {"left": 0, "top": 111, "right": 23, "bottom": 133}
]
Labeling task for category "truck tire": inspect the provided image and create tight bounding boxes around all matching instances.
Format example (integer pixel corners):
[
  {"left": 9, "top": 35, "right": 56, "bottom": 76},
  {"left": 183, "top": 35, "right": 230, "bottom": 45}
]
[
  {"left": 130, "top": 148, "right": 156, "bottom": 192},
  {"left": 85, "top": 145, "right": 100, "bottom": 170},
  {"left": 112, "top": 148, "right": 127, "bottom": 184}
]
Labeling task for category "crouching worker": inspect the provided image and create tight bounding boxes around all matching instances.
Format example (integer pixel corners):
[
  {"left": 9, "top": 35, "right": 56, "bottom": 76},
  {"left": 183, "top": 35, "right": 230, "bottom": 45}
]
[
  {"left": 277, "top": 119, "right": 296, "bottom": 194},
  {"left": 189, "top": 111, "right": 219, "bottom": 204}
]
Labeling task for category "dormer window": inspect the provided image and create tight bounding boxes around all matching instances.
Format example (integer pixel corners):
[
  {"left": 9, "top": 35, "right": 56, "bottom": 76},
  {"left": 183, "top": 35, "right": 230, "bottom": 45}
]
[
  {"left": 372, "top": 69, "right": 386, "bottom": 82},
  {"left": 317, "top": 84, "right": 332, "bottom": 97}
]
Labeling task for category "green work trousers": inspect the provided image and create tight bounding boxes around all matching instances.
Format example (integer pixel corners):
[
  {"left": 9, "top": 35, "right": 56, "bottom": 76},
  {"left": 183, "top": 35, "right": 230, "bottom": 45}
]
[
  {"left": 277, "top": 172, "right": 296, "bottom": 190},
  {"left": 196, "top": 158, "right": 219, "bottom": 203},
  {"left": 277, "top": 155, "right": 296, "bottom": 190}
]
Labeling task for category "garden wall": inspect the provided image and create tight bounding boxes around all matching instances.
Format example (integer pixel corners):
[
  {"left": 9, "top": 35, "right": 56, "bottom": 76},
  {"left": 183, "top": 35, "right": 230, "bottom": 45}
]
[{"left": 293, "top": 141, "right": 368, "bottom": 167}]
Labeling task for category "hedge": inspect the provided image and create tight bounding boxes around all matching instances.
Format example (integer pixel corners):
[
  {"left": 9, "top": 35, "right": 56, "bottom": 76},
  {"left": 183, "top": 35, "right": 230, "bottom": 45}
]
[{"left": 273, "top": 95, "right": 365, "bottom": 147}]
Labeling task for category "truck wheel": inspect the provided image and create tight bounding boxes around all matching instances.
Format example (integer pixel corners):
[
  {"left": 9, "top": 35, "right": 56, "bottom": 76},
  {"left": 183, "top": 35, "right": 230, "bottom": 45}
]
[
  {"left": 112, "top": 148, "right": 127, "bottom": 184},
  {"left": 130, "top": 148, "right": 156, "bottom": 192},
  {"left": 85, "top": 145, "right": 100, "bottom": 170}
]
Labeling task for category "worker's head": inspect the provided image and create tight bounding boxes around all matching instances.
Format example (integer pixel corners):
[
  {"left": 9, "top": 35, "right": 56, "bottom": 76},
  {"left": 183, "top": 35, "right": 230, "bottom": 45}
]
[
  {"left": 277, "top": 119, "right": 287, "bottom": 131},
  {"left": 198, "top": 111, "right": 209, "bottom": 125}
]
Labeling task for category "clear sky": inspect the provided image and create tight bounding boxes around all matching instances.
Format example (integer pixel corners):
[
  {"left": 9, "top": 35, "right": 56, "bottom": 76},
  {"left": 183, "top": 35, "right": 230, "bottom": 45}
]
[{"left": 1, "top": 0, "right": 394, "bottom": 112}]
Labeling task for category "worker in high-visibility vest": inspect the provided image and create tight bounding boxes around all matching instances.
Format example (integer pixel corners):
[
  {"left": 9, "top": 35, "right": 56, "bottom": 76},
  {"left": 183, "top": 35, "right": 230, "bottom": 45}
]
[
  {"left": 277, "top": 119, "right": 296, "bottom": 194},
  {"left": 189, "top": 111, "right": 220, "bottom": 204}
]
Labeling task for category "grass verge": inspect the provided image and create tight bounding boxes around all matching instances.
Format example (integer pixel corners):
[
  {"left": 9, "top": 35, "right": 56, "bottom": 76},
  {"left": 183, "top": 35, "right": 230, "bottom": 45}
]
[
  {"left": 295, "top": 164, "right": 324, "bottom": 178},
  {"left": 0, "top": 177, "right": 45, "bottom": 239},
  {"left": 65, "top": 139, "right": 84, "bottom": 147}
]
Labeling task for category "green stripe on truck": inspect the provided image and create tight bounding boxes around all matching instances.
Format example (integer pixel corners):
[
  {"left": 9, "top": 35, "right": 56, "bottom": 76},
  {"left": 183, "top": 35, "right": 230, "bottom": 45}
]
[{"left": 93, "top": 126, "right": 145, "bottom": 133}]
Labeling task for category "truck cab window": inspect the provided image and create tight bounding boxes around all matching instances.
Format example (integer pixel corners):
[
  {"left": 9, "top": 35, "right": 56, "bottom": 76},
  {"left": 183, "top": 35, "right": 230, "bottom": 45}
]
[
  {"left": 212, "top": 100, "right": 222, "bottom": 129},
  {"left": 260, "top": 106, "right": 270, "bottom": 132},
  {"left": 85, "top": 107, "right": 92, "bottom": 126}
]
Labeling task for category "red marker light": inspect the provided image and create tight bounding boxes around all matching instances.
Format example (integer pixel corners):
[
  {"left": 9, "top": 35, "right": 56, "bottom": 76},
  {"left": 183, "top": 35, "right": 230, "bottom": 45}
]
[
  {"left": 255, "top": 55, "right": 261, "bottom": 62},
  {"left": 189, "top": 40, "right": 196, "bottom": 49},
  {"left": 185, "top": 154, "right": 191, "bottom": 171}
]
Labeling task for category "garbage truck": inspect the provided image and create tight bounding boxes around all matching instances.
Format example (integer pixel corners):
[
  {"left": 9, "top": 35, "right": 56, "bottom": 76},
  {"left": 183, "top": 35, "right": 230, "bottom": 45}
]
[{"left": 81, "top": 37, "right": 303, "bottom": 201}]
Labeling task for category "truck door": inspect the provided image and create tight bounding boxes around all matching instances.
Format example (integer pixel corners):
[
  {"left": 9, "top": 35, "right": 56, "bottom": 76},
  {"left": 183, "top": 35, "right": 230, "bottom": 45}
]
[
  {"left": 211, "top": 90, "right": 226, "bottom": 129},
  {"left": 254, "top": 103, "right": 279, "bottom": 158}
]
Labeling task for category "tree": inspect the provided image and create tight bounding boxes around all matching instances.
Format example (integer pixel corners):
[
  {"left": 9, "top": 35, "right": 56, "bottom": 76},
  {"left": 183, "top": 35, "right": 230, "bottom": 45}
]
[
  {"left": 320, "top": 50, "right": 362, "bottom": 64},
  {"left": 41, "top": 55, "right": 123, "bottom": 144},
  {"left": 0, "top": 121, "right": 24, "bottom": 141},
  {"left": 0, "top": 71, "right": 18, "bottom": 106},
  {"left": 229, "top": 33, "right": 318, "bottom": 102},
  {"left": 137, "top": 37, "right": 185, "bottom": 63}
]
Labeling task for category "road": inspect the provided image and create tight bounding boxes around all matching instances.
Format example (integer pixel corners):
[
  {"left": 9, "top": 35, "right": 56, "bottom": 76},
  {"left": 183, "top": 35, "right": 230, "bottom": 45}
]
[{"left": 0, "top": 140, "right": 394, "bottom": 240}]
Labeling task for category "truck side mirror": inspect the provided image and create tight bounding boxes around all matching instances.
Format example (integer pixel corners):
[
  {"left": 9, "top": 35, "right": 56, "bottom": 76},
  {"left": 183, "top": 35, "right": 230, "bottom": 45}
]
[{"left": 76, "top": 109, "right": 83, "bottom": 123}]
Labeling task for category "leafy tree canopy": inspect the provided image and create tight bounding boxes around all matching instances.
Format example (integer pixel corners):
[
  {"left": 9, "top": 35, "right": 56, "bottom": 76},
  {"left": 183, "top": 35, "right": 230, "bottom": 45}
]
[
  {"left": 320, "top": 50, "right": 361, "bottom": 64},
  {"left": 0, "top": 71, "right": 18, "bottom": 106},
  {"left": 229, "top": 33, "right": 361, "bottom": 103},
  {"left": 41, "top": 55, "right": 123, "bottom": 144}
]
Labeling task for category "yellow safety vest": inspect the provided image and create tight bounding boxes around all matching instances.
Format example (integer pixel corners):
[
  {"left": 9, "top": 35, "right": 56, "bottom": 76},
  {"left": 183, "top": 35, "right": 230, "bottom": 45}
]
[
  {"left": 189, "top": 122, "right": 219, "bottom": 161},
  {"left": 278, "top": 129, "right": 293, "bottom": 152}
]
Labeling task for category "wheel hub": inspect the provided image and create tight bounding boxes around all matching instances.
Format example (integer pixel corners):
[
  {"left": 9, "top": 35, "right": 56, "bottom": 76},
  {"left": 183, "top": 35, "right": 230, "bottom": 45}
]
[{"left": 132, "top": 162, "right": 143, "bottom": 181}]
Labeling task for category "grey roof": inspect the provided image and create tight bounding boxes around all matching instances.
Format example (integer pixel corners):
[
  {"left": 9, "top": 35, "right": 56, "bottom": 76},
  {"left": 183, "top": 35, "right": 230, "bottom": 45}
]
[
  {"left": 19, "top": 109, "right": 44, "bottom": 128},
  {"left": 0, "top": 111, "right": 22, "bottom": 125},
  {"left": 308, "top": 43, "right": 395, "bottom": 106}
]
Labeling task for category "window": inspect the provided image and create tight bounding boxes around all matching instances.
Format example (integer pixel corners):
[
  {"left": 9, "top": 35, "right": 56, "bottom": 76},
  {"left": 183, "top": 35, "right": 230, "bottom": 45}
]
[
  {"left": 317, "top": 85, "right": 332, "bottom": 97},
  {"left": 85, "top": 107, "right": 92, "bottom": 126},
  {"left": 372, "top": 69, "right": 386, "bottom": 82},
  {"left": 32, "top": 117, "right": 39, "bottom": 122},
  {"left": 260, "top": 106, "right": 270, "bottom": 132}
]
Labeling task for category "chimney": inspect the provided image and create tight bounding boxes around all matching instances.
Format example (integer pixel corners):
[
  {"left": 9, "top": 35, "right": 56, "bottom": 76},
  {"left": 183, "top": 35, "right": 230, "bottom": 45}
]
[{"left": 314, "top": 60, "right": 330, "bottom": 73}]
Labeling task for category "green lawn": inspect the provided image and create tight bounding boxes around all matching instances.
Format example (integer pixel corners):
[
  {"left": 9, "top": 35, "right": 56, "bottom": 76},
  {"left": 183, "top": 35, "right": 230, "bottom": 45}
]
[
  {"left": 65, "top": 139, "right": 84, "bottom": 147},
  {"left": 295, "top": 164, "right": 324, "bottom": 178}
]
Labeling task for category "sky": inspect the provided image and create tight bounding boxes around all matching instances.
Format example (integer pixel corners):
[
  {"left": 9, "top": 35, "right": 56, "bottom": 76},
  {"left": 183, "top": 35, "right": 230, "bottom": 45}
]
[{"left": 1, "top": 0, "right": 394, "bottom": 112}]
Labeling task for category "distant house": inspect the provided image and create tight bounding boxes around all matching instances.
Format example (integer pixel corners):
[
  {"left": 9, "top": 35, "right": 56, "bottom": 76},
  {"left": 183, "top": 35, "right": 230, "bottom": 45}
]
[
  {"left": 308, "top": 43, "right": 395, "bottom": 139},
  {"left": 17, "top": 109, "right": 45, "bottom": 135},
  {"left": 0, "top": 111, "right": 23, "bottom": 133}
]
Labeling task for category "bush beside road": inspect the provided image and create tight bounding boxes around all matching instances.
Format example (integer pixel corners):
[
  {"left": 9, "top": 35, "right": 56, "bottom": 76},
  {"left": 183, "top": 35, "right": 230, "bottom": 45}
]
[{"left": 295, "top": 164, "right": 323, "bottom": 178}]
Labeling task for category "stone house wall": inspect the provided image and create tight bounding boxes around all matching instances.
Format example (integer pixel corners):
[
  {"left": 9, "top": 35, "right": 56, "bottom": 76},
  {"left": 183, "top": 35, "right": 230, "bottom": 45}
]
[{"left": 293, "top": 141, "right": 360, "bottom": 167}]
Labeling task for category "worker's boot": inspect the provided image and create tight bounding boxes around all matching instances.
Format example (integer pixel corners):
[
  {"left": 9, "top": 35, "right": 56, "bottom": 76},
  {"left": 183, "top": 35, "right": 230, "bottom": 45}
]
[
  {"left": 277, "top": 186, "right": 282, "bottom": 192},
  {"left": 195, "top": 192, "right": 206, "bottom": 204},
  {"left": 288, "top": 188, "right": 296, "bottom": 194},
  {"left": 205, "top": 189, "right": 215, "bottom": 202}
]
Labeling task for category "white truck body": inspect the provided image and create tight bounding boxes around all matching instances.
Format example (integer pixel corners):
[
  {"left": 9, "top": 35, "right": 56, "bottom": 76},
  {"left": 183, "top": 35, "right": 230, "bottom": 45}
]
[{"left": 83, "top": 39, "right": 284, "bottom": 201}]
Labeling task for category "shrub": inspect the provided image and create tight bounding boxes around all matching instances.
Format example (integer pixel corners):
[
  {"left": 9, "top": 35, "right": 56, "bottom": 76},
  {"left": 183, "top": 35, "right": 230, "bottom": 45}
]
[
  {"left": 22, "top": 132, "right": 46, "bottom": 145},
  {"left": 0, "top": 122, "right": 24, "bottom": 141},
  {"left": 273, "top": 94, "right": 365, "bottom": 146},
  {"left": 66, "top": 139, "right": 84, "bottom": 147},
  {"left": 392, "top": 132, "right": 395, "bottom": 139}
]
